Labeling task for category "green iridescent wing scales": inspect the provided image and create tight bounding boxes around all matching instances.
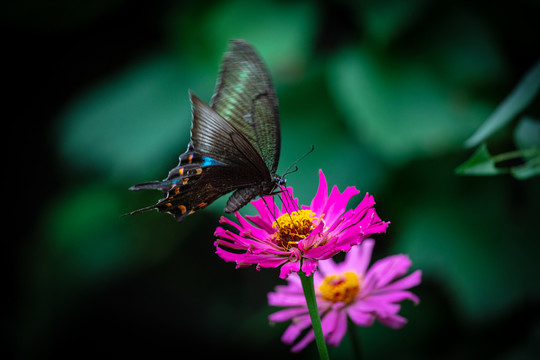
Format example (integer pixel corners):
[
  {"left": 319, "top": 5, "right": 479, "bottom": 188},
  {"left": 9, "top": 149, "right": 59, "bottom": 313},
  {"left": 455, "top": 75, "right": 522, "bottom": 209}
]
[{"left": 210, "top": 39, "right": 281, "bottom": 174}]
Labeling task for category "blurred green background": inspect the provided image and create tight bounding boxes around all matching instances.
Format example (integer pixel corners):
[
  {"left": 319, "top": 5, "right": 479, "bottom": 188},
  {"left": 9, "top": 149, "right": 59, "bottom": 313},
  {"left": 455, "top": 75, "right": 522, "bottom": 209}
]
[{"left": 7, "top": 0, "right": 540, "bottom": 358}]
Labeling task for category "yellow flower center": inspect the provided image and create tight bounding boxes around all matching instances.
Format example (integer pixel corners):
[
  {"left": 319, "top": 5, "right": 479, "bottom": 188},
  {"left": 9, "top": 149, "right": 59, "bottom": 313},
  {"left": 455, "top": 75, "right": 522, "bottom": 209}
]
[
  {"left": 273, "top": 210, "right": 319, "bottom": 249},
  {"left": 318, "top": 272, "right": 361, "bottom": 303}
]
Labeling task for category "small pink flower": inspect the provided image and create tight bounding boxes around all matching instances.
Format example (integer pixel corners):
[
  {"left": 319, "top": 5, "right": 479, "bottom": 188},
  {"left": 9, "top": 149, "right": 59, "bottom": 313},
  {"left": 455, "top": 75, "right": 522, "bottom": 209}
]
[
  {"left": 214, "top": 170, "right": 389, "bottom": 278},
  {"left": 268, "top": 239, "right": 422, "bottom": 352}
]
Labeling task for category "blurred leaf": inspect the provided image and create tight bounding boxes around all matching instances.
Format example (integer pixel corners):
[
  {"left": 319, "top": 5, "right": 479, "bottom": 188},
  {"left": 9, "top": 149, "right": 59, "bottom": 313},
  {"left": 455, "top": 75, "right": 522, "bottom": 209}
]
[
  {"left": 430, "top": 10, "right": 506, "bottom": 88},
  {"left": 465, "top": 60, "right": 540, "bottom": 148},
  {"left": 57, "top": 55, "right": 203, "bottom": 182},
  {"left": 512, "top": 116, "right": 540, "bottom": 179},
  {"left": 455, "top": 143, "right": 502, "bottom": 176},
  {"left": 328, "top": 47, "right": 489, "bottom": 164},
  {"left": 206, "top": 0, "right": 316, "bottom": 70},
  {"left": 171, "top": 0, "right": 316, "bottom": 84},
  {"left": 358, "top": 0, "right": 429, "bottom": 47},
  {"left": 278, "top": 69, "right": 387, "bottom": 197},
  {"left": 456, "top": 142, "right": 540, "bottom": 179},
  {"left": 514, "top": 116, "right": 540, "bottom": 150},
  {"left": 510, "top": 155, "right": 540, "bottom": 180}
]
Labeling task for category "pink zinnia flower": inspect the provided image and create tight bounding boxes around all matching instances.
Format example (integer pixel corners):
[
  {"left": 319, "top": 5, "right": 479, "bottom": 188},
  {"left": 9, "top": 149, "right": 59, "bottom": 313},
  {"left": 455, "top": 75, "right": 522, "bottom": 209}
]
[
  {"left": 268, "top": 239, "right": 422, "bottom": 352},
  {"left": 214, "top": 170, "right": 389, "bottom": 278}
]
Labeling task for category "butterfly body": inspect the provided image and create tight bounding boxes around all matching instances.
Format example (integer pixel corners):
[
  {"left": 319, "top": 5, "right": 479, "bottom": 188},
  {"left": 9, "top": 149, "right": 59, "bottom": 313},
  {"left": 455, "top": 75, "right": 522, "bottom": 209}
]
[{"left": 129, "top": 40, "right": 283, "bottom": 222}]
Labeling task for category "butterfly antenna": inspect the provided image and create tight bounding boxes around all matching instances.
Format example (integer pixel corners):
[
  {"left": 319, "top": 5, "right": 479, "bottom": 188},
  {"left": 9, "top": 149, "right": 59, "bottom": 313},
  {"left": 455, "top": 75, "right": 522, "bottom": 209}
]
[{"left": 282, "top": 145, "right": 315, "bottom": 178}]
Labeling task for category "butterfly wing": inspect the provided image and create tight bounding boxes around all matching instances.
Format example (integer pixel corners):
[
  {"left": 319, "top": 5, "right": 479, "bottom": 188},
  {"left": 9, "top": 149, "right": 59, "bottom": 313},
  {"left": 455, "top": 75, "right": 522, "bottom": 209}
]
[
  {"left": 189, "top": 91, "right": 269, "bottom": 177},
  {"left": 129, "top": 94, "right": 267, "bottom": 221},
  {"left": 210, "top": 39, "right": 281, "bottom": 174},
  {"left": 129, "top": 144, "right": 262, "bottom": 221},
  {"left": 129, "top": 40, "right": 282, "bottom": 221}
]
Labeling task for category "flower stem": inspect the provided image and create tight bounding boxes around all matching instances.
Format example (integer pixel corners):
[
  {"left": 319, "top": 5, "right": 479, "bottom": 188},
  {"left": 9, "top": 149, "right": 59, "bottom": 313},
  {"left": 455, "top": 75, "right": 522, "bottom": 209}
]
[
  {"left": 299, "top": 270, "right": 330, "bottom": 360},
  {"left": 348, "top": 318, "right": 363, "bottom": 360}
]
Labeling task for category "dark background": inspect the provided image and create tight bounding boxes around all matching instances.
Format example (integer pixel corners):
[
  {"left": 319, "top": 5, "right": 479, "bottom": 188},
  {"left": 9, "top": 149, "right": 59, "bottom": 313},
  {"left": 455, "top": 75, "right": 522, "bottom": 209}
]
[{"left": 7, "top": 0, "right": 540, "bottom": 359}]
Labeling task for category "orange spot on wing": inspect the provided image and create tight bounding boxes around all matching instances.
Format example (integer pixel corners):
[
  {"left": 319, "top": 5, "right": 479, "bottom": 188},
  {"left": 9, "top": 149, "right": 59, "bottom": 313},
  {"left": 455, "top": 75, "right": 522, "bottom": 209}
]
[{"left": 177, "top": 205, "right": 187, "bottom": 214}]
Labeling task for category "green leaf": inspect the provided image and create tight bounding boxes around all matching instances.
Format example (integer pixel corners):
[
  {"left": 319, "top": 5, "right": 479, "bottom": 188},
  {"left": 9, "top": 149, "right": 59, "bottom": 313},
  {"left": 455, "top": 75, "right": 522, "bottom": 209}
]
[
  {"left": 465, "top": 60, "right": 540, "bottom": 148},
  {"left": 514, "top": 116, "right": 540, "bottom": 150},
  {"left": 455, "top": 143, "right": 503, "bottom": 176},
  {"left": 329, "top": 47, "right": 490, "bottom": 164},
  {"left": 510, "top": 153, "right": 540, "bottom": 180},
  {"left": 56, "top": 55, "right": 202, "bottom": 182},
  {"left": 456, "top": 143, "right": 540, "bottom": 178},
  {"left": 170, "top": 0, "right": 316, "bottom": 83},
  {"left": 358, "top": 0, "right": 429, "bottom": 47}
]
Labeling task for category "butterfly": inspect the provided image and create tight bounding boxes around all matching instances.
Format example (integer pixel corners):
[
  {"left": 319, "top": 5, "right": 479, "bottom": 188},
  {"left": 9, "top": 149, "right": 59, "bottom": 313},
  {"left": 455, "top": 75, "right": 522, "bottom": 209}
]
[{"left": 128, "top": 39, "right": 284, "bottom": 222}]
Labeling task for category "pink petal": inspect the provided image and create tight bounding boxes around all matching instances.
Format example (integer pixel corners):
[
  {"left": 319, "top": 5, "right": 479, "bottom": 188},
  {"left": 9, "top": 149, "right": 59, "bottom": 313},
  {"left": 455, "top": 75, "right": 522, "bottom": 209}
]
[
  {"left": 268, "top": 291, "right": 306, "bottom": 307},
  {"left": 233, "top": 213, "right": 272, "bottom": 240},
  {"left": 247, "top": 199, "right": 280, "bottom": 231},
  {"left": 364, "top": 254, "right": 413, "bottom": 290},
  {"left": 279, "top": 187, "right": 299, "bottom": 214},
  {"left": 376, "top": 314, "right": 408, "bottom": 329},
  {"left": 245, "top": 213, "right": 275, "bottom": 233},
  {"left": 325, "top": 308, "right": 348, "bottom": 346},
  {"left": 316, "top": 257, "right": 340, "bottom": 277},
  {"left": 280, "top": 261, "right": 301, "bottom": 279},
  {"left": 346, "top": 305, "right": 375, "bottom": 327},
  {"left": 376, "top": 270, "right": 422, "bottom": 294},
  {"left": 309, "top": 169, "right": 328, "bottom": 215},
  {"left": 291, "top": 330, "right": 315, "bottom": 353},
  {"left": 282, "top": 314, "right": 311, "bottom": 345},
  {"left": 269, "top": 307, "right": 308, "bottom": 322},
  {"left": 301, "top": 259, "right": 319, "bottom": 277},
  {"left": 367, "top": 291, "right": 420, "bottom": 306},
  {"left": 343, "top": 239, "right": 375, "bottom": 276},
  {"left": 324, "top": 186, "right": 360, "bottom": 224},
  {"left": 356, "top": 297, "right": 401, "bottom": 318},
  {"left": 272, "top": 279, "right": 303, "bottom": 295}
]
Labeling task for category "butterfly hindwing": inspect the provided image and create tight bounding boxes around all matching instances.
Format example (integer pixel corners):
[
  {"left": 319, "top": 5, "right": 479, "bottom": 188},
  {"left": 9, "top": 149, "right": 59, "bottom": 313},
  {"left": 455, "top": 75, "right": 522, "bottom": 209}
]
[
  {"left": 154, "top": 166, "right": 235, "bottom": 222},
  {"left": 130, "top": 146, "right": 260, "bottom": 221}
]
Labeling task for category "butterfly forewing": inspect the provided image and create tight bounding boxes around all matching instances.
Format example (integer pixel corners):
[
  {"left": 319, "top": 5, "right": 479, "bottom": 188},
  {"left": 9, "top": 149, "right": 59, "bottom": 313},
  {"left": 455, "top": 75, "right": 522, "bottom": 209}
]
[
  {"left": 210, "top": 39, "right": 281, "bottom": 173},
  {"left": 190, "top": 92, "right": 269, "bottom": 176}
]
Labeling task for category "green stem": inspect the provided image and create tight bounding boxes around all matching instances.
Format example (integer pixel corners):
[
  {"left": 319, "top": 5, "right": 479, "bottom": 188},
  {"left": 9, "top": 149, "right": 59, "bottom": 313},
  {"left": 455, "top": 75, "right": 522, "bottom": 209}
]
[
  {"left": 299, "top": 270, "right": 330, "bottom": 360},
  {"left": 348, "top": 318, "right": 363, "bottom": 360},
  {"left": 492, "top": 148, "right": 540, "bottom": 163}
]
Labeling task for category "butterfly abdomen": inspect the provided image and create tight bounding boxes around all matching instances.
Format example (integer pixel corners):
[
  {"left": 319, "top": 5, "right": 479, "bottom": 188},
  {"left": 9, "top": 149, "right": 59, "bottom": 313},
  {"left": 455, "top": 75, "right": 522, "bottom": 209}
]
[{"left": 225, "top": 179, "right": 277, "bottom": 213}]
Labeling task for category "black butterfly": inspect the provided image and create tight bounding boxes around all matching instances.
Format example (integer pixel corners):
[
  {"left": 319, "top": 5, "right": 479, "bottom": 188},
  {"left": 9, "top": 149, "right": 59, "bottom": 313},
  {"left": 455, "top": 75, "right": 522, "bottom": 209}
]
[{"left": 129, "top": 39, "right": 284, "bottom": 222}]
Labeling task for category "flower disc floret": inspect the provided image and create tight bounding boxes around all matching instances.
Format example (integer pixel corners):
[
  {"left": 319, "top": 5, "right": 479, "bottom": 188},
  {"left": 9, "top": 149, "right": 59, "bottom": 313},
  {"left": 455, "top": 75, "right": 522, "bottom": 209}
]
[
  {"left": 273, "top": 210, "right": 320, "bottom": 249},
  {"left": 318, "top": 272, "right": 360, "bottom": 303}
]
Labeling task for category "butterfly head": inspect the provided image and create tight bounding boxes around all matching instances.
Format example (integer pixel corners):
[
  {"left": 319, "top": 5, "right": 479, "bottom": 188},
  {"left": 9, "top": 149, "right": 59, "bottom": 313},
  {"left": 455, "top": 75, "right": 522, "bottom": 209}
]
[{"left": 275, "top": 174, "right": 286, "bottom": 187}]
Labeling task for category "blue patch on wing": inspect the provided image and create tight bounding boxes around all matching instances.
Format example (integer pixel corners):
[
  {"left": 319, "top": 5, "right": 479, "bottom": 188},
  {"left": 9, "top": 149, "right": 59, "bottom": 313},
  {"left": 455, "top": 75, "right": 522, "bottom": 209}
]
[{"left": 201, "top": 156, "right": 225, "bottom": 167}]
